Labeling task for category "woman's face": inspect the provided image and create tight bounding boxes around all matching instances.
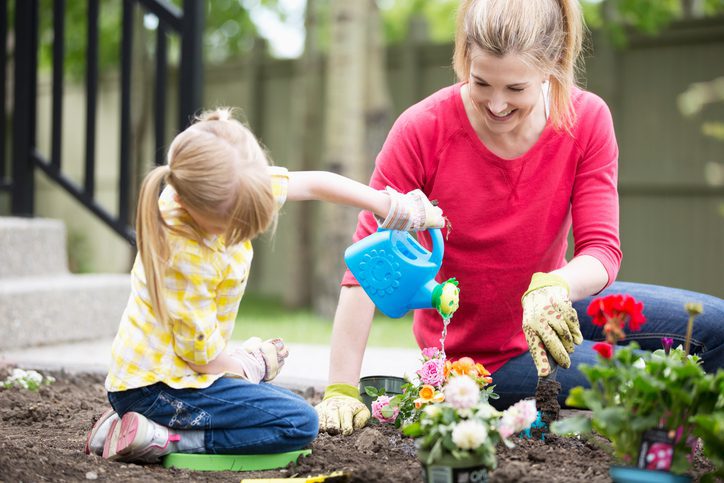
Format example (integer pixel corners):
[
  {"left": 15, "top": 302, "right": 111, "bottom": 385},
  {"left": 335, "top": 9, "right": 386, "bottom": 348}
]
[{"left": 467, "top": 46, "right": 547, "bottom": 137}]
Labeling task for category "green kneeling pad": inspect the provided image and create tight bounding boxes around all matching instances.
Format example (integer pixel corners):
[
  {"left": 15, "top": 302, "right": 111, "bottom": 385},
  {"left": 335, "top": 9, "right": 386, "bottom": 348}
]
[{"left": 162, "top": 449, "right": 311, "bottom": 471}]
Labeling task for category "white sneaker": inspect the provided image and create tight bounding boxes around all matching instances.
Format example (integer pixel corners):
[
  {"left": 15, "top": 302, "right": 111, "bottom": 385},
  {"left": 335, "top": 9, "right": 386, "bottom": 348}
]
[
  {"left": 84, "top": 409, "right": 119, "bottom": 456},
  {"left": 102, "top": 412, "right": 180, "bottom": 463}
]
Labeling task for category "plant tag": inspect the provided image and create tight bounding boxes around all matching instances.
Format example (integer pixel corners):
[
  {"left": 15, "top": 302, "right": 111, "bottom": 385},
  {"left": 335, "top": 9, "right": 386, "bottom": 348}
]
[
  {"left": 637, "top": 428, "right": 675, "bottom": 471},
  {"left": 423, "top": 464, "right": 488, "bottom": 483}
]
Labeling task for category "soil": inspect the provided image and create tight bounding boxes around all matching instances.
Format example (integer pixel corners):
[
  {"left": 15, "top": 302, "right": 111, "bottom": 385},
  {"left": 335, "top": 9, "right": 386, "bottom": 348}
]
[{"left": 0, "top": 365, "right": 715, "bottom": 482}]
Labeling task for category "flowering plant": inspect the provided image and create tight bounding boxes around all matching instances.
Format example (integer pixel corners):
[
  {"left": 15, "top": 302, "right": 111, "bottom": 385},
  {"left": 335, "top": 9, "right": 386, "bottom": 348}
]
[
  {"left": 553, "top": 298, "right": 723, "bottom": 478},
  {"left": 2, "top": 368, "right": 55, "bottom": 391},
  {"left": 365, "top": 347, "right": 496, "bottom": 427},
  {"left": 403, "top": 375, "right": 537, "bottom": 468}
]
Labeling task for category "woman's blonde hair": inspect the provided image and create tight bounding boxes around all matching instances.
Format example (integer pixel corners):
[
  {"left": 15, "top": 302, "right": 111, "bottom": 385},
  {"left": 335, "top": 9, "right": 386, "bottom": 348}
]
[
  {"left": 135, "top": 107, "right": 277, "bottom": 325},
  {"left": 453, "top": 0, "right": 584, "bottom": 131}
]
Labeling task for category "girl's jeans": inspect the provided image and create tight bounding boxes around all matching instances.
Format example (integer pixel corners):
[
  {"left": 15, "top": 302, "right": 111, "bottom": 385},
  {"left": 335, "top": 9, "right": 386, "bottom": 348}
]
[
  {"left": 492, "top": 281, "right": 724, "bottom": 410},
  {"left": 108, "top": 377, "right": 318, "bottom": 454}
]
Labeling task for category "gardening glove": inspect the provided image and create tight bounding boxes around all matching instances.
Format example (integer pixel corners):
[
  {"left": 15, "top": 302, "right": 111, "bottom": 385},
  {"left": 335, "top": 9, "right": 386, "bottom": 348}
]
[
  {"left": 241, "top": 336, "right": 289, "bottom": 382},
  {"left": 315, "top": 383, "right": 370, "bottom": 436},
  {"left": 521, "top": 272, "right": 583, "bottom": 377},
  {"left": 227, "top": 348, "right": 266, "bottom": 383},
  {"left": 378, "top": 187, "right": 445, "bottom": 232}
]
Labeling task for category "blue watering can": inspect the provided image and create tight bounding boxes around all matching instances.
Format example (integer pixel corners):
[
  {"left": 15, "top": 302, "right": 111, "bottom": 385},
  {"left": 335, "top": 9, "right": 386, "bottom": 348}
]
[{"left": 344, "top": 228, "right": 459, "bottom": 319}]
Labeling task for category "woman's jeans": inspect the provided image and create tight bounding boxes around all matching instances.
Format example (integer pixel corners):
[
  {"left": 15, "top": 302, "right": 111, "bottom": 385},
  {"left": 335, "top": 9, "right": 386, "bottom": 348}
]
[
  {"left": 492, "top": 281, "right": 724, "bottom": 410},
  {"left": 108, "top": 377, "right": 318, "bottom": 454}
]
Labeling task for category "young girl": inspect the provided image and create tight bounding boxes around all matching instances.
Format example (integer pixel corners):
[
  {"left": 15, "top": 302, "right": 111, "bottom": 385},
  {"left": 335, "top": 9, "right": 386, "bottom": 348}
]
[{"left": 84, "top": 107, "right": 444, "bottom": 463}]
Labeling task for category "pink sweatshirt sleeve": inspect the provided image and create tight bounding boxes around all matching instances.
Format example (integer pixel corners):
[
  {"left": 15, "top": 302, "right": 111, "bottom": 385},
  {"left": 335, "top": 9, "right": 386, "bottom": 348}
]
[{"left": 570, "top": 94, "right": 622, "bottom": 288}]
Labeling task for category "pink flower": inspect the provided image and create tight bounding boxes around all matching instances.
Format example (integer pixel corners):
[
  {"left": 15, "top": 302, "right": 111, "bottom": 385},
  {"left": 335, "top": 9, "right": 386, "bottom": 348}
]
[
  {"left": 371, "top": 395, "right": 399, "bottom": 424},
  {"left": 421, "top": 347, "right": 440, "bottom": 360},
  {"left": 418, "top": 358, "right": 445, "bottom": 387},
  {"left": 593, "top": 342, "right": 614, "bottom": 359},
  {"left": 498, "top": 399, "right": 537, "bottom": 439},
  {"left": 661, "top": 337, "right": 674, "bottom": 355}
]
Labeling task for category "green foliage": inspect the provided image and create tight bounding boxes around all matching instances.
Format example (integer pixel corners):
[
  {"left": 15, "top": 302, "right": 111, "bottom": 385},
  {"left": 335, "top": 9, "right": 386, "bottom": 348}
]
[
  {"left": 583, "top": 0, "right": 724, "bottom": 46},
  {"left": 32, "top": 0, "right": 284, "bottom": 79},
  {"left": 233, "top": 294, "right": 417, "bottom": 348},
  {"left": 552, "top": 343, "right": 723, "bottom": 477},
  {"left": 2, "top": 369, "right": 55, "bottom": 391},
  {"left": 378, "top": 0, "right": 458, "bottom": 44}
]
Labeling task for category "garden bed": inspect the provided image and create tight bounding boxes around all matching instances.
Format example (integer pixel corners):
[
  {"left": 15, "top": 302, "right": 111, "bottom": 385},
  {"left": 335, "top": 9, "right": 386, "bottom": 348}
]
[{"left": 0, "top": 367, "right": 714, "bottom": 482}]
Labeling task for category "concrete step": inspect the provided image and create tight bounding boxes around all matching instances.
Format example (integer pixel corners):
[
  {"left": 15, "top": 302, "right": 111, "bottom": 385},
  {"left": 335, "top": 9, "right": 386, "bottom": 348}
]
[
  {"left": 0, "top": 273, "right": 130, "bottom": 350},
  {"left": 0, "top": 217, "right": 68, "bottom": 278}
]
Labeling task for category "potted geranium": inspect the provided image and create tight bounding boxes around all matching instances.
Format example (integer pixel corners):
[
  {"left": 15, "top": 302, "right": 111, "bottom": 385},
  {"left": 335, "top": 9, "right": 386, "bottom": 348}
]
[
  {"left": 552, "top": 297, "right": 723, "bottom": 482},
  {"left": 402, "top": 374, "right": 538, "bottom": 482}
]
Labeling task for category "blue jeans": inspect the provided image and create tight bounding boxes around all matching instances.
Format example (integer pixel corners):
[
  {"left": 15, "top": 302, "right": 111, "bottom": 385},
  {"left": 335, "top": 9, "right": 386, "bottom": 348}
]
[
  {"left": 491, "top": 282, "right": 724, "bottom": 410},
  {"left": 108, "top": 377, "right": 318, "bottom": 454}
]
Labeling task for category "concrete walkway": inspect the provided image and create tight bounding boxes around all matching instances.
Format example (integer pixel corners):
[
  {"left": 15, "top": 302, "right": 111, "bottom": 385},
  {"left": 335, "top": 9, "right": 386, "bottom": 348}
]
[{"left": 0, "top": 339, "right": 422, "bottom": 391}]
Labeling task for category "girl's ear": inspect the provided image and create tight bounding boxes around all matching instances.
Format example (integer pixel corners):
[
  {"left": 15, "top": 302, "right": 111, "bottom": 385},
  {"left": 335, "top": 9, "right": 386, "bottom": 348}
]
[{"left": 173, "top": 193, "right": 184, "bottom": 207}]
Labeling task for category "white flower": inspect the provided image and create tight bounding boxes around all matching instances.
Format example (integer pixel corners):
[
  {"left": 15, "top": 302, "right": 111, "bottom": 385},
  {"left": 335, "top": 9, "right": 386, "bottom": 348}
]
[
  {"left": 633, "top": 358, "right": 646, "bottom": 369},
  {"left": 444, "top": 375, "right": 480, "bottom": 410},
  {"left": 452, "top": 420, "right": 488, "bottom": 450},
  {"left": 474, "top": 402, "right": 499, "bottom": 419},
  {"left": 423, "top": 404, "right": 442, "bottom": 418}
]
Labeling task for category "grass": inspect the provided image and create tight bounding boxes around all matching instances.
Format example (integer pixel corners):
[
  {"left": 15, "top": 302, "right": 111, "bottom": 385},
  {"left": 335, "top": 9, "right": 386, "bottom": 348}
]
[{"left": 232, "top": 294, "right": 417, "bottom": 348}]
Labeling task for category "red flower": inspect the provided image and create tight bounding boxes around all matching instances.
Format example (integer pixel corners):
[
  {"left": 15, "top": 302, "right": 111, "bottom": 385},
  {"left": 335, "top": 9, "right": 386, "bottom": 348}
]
[
  {"left": 593, "top": 342, "right": 614, "bottom": 359},
  {"left": 587, "top": 294, "right": 646, "bottom": 330}
]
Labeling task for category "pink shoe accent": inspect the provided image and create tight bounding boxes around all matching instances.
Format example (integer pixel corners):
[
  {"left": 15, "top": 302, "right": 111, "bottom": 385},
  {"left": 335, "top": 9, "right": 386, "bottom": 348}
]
[
  {"left": 103, "top": 412, "right": 176, "bottom": 463},
  {"left": 84, "top": 408, "right": 116, "bottom": 455}
]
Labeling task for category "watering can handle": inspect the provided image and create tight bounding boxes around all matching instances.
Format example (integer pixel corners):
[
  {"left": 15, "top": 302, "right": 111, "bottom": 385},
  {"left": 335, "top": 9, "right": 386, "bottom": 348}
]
[{"left": 428, "top": 228, "right": 444, "bottom": 266}]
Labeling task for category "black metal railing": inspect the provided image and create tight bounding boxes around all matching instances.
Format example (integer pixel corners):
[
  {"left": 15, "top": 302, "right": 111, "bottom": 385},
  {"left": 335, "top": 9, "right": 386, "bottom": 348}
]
[{"left": 2, "top": 0, "right": 204, "bottom": 245}]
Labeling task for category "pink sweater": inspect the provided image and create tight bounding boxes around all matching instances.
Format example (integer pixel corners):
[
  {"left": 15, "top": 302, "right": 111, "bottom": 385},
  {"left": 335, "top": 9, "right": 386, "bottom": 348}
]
[{"left": 342, "top": 83, "right": 621, "bottom": 373}]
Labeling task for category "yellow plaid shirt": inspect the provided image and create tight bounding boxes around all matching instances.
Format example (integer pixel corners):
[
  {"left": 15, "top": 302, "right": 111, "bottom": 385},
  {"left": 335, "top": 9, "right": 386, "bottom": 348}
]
[{"left": 105, "top": 167, "right": 289, "bottom": 392}]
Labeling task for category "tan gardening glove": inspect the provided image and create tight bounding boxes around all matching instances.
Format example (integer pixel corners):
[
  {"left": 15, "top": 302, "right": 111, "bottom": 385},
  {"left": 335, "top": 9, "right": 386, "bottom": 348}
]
[
  {"left": 315, "top": 383, "right": 370, "bottom": 436},
  {"left": 241, "top": 337, "right": 289, "bottom": 382},
  {"left": 521, "top": 273, "right": 583, "bottom": 377},
  {"left": 378, "top": 187, "right": 445, "bottom": 231}
]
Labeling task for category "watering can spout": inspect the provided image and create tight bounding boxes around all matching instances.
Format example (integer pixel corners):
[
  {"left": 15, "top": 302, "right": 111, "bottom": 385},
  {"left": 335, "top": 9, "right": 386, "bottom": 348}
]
[{"left": 344, "top": 228, "right": 459, "bottom": 319}]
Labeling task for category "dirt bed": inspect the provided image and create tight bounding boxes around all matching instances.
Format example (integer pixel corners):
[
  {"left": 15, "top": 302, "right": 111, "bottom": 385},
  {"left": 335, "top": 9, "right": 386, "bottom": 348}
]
[{"left": 0, "top": 367, "right": 714, "bottom": 482}]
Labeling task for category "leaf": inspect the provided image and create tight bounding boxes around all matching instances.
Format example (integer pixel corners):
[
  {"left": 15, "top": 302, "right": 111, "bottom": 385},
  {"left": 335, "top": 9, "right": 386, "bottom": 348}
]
[
  {"left": 364, "top": 386, "right": 379, "bottom": 397},
  {"left": 551, "top": 415, "right": 592, "bottom": 436},
  {"left": 402, "top": 422, "right": 422, "bottom": 437}
]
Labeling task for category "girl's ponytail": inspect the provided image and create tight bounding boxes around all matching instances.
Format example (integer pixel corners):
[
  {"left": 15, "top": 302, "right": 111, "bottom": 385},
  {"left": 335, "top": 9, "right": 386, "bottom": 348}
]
[{"left": 136, "top": 165, "right": 171, "bottom": 326}]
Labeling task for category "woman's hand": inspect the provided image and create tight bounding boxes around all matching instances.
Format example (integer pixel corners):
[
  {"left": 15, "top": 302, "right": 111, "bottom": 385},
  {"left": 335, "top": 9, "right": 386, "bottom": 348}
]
[{"left": 521, "top": 273, "right": 583, "bottom": 376}]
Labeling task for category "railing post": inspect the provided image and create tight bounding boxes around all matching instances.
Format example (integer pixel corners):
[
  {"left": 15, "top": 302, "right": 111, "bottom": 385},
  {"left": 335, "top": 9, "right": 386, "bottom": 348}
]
[
  {"left": 11, "top": 0, "right": 39, "bottom": 216},
  {"left": 179, "top": 0, "right": 204, "bottom": 130}
]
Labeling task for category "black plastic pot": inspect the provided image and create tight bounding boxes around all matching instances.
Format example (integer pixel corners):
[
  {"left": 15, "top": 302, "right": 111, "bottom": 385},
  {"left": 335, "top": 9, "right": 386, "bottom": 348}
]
[{"left": 358, "top": 375, "right": 406, "bottom": 410}]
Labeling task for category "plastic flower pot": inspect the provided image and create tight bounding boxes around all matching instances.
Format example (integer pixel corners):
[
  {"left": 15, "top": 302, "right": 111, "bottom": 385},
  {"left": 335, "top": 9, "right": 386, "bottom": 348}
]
[
  {"left": 418, "top": 452, "right": 489, "bottom": 483},
  {"left": 359, "top": 375, "right": 405, "bottom": 410},
  {"left": 609, "top": 466, "right": 692, "bottom": 483}
]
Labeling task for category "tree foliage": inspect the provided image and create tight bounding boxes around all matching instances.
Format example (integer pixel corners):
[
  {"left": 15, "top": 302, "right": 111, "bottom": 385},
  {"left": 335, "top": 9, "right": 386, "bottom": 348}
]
[{"left": 30, "top": 0, "right": 282, "bottom": 79}]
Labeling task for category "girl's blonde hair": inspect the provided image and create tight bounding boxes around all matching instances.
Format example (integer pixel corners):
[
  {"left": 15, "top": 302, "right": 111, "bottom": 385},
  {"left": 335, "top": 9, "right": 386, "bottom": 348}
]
[
  {"left": 453, "top": 0, "right": 584, "bottom": 131},
  {"left": 136, "top": 107, "right": 276, "bottom": 325}
]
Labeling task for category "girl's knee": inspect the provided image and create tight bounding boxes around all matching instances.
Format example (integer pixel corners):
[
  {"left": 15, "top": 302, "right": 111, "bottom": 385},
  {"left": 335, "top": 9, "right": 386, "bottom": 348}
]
[{"left": 283, "top": 402, "right": 318, "bottom": 446}]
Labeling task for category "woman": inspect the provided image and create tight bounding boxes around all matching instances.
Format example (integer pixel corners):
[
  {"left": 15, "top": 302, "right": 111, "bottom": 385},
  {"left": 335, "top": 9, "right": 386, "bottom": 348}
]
[{"left": 315, "top": 0, "right": 724, "bottom": 436}]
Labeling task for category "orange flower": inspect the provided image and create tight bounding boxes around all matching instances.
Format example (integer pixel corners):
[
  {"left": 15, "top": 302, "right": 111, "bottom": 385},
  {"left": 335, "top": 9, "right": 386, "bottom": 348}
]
[
  {"left": 454, "top": 357, "right": 476, "bottom": 376},
  {"left": 414, "top": 384, "right": 445, "bottom": 408},
  {"left": 475, "top": 363, "right": 493, "bottom": 384}
]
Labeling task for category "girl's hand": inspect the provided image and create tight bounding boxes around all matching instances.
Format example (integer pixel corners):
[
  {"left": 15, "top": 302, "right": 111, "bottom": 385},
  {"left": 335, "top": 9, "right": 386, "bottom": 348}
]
[
  {"left": 241, "top": 337, "right": 289, "bottom": 381},
  {"left": 379, "top": 187, "right": 445, "bottom": 232}
]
